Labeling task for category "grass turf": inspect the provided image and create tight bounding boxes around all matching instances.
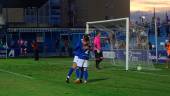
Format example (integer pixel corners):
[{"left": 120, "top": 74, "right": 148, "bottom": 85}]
[{"left": 0, "top": 58, "right": 170, "bottom": 96}]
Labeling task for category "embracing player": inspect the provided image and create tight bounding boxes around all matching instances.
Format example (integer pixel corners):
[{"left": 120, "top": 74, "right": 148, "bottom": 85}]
[
  {"left": 75, "top": 34, "right": 91, "bottom": 84},
  {"left": 66, "top": 34, "right": 90, "bottom": 83}
]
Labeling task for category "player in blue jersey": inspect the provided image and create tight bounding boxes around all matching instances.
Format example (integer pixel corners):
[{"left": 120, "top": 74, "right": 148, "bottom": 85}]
[
  {"left": 75, "top": 34, "right": 91, "bottom": 84},
  {"left": 66, "top": 34, "right": 88, "bottom": 83}
]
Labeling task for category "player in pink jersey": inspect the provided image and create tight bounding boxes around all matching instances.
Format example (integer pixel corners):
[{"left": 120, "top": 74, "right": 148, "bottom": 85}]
[{"left": 93, "top": 32, "right": 103, "bottom": 69}]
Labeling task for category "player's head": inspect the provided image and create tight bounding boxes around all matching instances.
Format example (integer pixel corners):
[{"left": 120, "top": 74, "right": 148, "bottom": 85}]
[
  {"left": 166, "top": 40, "right": 169, "bottom": 43},
  {"left": 166, "top": 39, "right": 170, "bottom": 43},
  {"left": 83, "top": 34, "right": 91, "bottom": 50},
  {"left": 96, "top": 31, "right": 101, "bottom": 36},
  {"left": 83, "top": 34, "right": 90, "bottom": 42}
]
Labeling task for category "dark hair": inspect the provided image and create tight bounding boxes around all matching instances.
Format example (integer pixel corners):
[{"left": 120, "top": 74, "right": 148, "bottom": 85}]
[
  {"left": 83, "top": 34, "right": 89, "bottom": 42},
  {"left": 96, "top": 31, "right": 101, "bottom": 36}
]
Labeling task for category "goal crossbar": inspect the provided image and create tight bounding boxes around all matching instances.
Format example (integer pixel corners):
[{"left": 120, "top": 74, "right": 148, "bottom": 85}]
[
  {"left": 86, "top": 17, "right": 129, "bottom": 24},
  {"left": 86, "top": 17, "right": 129, "bottom": 70}
]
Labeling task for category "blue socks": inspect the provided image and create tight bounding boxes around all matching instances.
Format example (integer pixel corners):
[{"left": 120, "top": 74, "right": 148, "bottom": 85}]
[
  {"left": 67, "top": 67, "right": 74, "bottom": 78},
  {"left": 78, "top": 67, "right": 88, "bottom": 81},
  {"left": 67, "top": 67, "right": 88, "bottom": 82},
  {"left": 84, "top": 69, "right": 88, "bottom": 81},
  {"left": 75, "top": 67, "right": 80, "bottom": 79}
]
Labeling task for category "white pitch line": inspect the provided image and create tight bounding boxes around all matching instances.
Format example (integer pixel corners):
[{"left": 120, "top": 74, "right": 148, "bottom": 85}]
[
  {"left": 133, "top": 71, "right": 169, "bottom": 77},
  {"left": 0, "top": 69, "right": 34, "bottom": 80}
]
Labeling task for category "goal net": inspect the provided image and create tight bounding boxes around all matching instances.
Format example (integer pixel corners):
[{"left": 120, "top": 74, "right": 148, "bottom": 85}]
[{"left": 86, "top": 18, "right": 155, "bottom": 70}]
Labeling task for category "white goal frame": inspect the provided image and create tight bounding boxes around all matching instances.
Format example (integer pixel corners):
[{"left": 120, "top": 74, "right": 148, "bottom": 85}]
[{"left": 85, "top": 17, "right": 130, "bottom": 70}]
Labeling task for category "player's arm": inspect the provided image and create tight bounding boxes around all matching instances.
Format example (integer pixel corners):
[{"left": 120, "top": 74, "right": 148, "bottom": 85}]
[{"left": 74, "top": 40, "right": 81, "bottom": 51}]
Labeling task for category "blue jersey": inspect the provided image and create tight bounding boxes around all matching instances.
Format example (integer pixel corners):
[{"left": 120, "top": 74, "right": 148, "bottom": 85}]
[
  {"left": 74, "top": 39, "right": 90, "bottom": 60},
  {"left": 78, "top": 49, "right": 90, "bottom": 60},
  {"left": 73, "top": 40, "right": 82, "bottom": 56},
  {"left": 78, "top": 41, "right": 90, "bottom": 60}
]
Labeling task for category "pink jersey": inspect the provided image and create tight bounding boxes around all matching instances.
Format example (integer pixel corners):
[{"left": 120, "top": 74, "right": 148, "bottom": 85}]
[{"left": 93, "top": 35, "right": 101, "bottom": 51}]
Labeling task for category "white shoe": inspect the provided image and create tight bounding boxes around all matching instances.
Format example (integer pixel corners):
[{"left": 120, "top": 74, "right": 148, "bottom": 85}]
[{"left": 84, "top": 80, "right": 87, "bottom": 84}]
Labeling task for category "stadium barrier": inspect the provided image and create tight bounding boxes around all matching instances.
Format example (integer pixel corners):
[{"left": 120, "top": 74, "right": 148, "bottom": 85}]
[{"left": 1, "top": 28, "right": 85, "bottom": 58}]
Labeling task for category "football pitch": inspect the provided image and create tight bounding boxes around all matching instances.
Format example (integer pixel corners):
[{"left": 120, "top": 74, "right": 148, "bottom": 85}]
[{"left": 0, "top": 58, "right": 170, "bottom": 96}]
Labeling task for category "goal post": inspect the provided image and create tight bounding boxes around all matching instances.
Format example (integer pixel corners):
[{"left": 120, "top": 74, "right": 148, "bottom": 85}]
[
  {"left": 86, "top": 17, "right": 129, "bottom": 70},
  {"left": 86, "top": 17, "right": 155, "bottom": 71}
]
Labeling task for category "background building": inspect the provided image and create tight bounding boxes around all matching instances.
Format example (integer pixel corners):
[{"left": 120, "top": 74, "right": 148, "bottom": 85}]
[
  {"left": 0, "top": 0, "right": 130, "bottom": 27},
  {"left": 72, "top": 0, "right": 130, "bottom": 27},
  {"left": 0, "top": 0, "right": 130, "bottom": 57}
]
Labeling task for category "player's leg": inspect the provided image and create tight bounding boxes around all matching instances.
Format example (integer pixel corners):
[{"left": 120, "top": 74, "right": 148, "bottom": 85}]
[
  {"left": 94, "top": 50, "right": 100, "bottom": 69},
  {"left": 34, "top": 50, "right": 37, "bottom": 61},
  {"left": 66, "top": 63, "right": 77, "bottom": 83},
  {"left": 82, "top": 60, "right": 88, "bottom": 83},
  {"left": 83, "top": 67, "right": 88, "bottom": 83},
  {"left": 66, "top": 56, "right": 78, "bottom": 83},
  {"left": 74, "top": 67, "right": 82, "bottom": 83},
  {"left": 36, "top": 50, "right": 39, "bottom": 60},
  {"left": 98, "top": 51, "right": 103, "bottom": 68},
  {"left": 166, "top": 55, "right": 170, "bottom": 68},
  {"left": 75, "top": 59, "right": 84, "bottom": 84},
  {"left": 78, "top": 60, "right": 88, "bottom": 83},
  {"left": 166, "top": 55, "right": 169, "bottom": 68},
  {"left": 75, "top": 66, "right": 80, "bottom": 79},
  {"left": 24, "top": 47, "right": 27, "bottom": 55},
  {"left": 67, "top": 63, "right": 77, "bottom": 78},
  {"left": 20, "top": 47, "right": 22, "bottom": 55},
  {"left": 79, "top": 67, "right": 84, "bottom": 83}
]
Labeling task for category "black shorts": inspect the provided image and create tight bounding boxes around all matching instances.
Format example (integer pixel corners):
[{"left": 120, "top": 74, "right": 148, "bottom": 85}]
[
  {"left": 94, "top": 50, "right": 103, "bottom": 59},
  {"left": 167, "top": 55, "right": 170, "bottom": 58}
]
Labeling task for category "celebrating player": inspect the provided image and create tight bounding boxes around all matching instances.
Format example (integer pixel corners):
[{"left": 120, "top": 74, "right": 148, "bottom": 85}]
[
  {"left": 75, "top": 34, "right": 91, "bottom": 84},
  {"left": 66, "top": 34, "right": 89, "bottom": 83}
]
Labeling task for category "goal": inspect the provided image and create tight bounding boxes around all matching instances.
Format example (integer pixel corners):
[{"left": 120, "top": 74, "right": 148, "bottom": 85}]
[{"left": 86, "top": 18, "right": 155, "bottom": 70}]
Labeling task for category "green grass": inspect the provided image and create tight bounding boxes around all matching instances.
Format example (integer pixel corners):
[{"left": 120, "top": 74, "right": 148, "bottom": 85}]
[{"left": 0, "top": 58, "right": 170, "bottom": 96}]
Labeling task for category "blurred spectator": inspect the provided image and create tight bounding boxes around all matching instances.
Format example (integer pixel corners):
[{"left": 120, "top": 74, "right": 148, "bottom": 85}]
[
  {"left": 17, "top": 38, "right": 24, "bottom": 55},
  {"left": 0, "top": 39, "right": 3, "bottom": 48},
  {"left": 149, "top": 42, "right": 152, "bottom": 50},
  {"left": 23, "top": 40, "right": 28, "bottom": 56},
  {"left": 32, "top": 41, "right": 39, "bottom": 61}
]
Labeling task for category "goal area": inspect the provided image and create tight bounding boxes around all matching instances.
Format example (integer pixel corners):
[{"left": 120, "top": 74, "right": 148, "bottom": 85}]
[{"left": 86, "top": 18, "right": 155, "bottom": 70}]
